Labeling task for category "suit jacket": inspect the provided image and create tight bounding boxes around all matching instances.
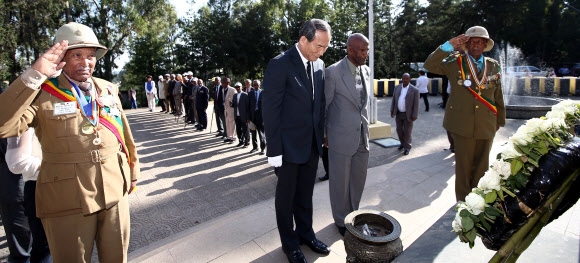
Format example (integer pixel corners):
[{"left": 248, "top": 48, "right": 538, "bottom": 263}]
[
  {"left": 248, "top": 89, "right": 264, "bottom": 125},
  {"left": 325, "top": 56, "right": 370, "bottom": 156},
  {"left": 262, "top": 45, "right": 326, "bottom": 164},
  {"left": 390, "top": 83, "right": 420, "bottom": 122},
  {"left": 232, "top": 92, "right": 250, "bottom": 122},
  {"left": 196, "top": 85, "right": 209, "bottom": 110},
  {"left": 424, "top": 48, "right": 506, "bottom": 139},
  {"left": 0, "top": 73, "right": 140, "bottom": 218}
]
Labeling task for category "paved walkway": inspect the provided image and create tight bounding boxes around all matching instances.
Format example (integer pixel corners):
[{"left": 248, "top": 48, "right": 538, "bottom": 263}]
[{"left": 1, "top": 96, "right": 579, "bottom": 262}]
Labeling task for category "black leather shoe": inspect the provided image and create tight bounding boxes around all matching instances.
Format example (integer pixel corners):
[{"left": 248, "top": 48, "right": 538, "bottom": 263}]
[
  {"left": 236, "top": 142, "right": 244, "bottom": 147},
  {"left": 404, "top": 149, "right": 410, "bottom": 155},
  {"left": 450, "top": 147, "right": 455, "bottom": 153},
  {"left": 300, "top": 238, "right": 330, "bottom": 255},
  {"left": 285, "top": 249, "right": 307, "bottom": 263},
  {"left": 259, "top": 150, "right": 265, "bottom": 155},
  {"left": 250, "top": 148, "right": 258, "bottom": 153},
  {"left": 318, "top": 174, "right": 329, "bottom": 181},
  {"left": 215, "top": 133, "right": 223, "bottom": 137},
  {"left": 337, "top": 225, "right": 346, "bottom": 236},
  {"left": 397, "top": 146, "right": 403, "bottom": 150}
]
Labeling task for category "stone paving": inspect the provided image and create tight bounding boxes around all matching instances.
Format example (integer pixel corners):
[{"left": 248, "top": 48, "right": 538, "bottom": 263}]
[{"left": 1, "top": 95, "right": 579, "bottom": 263}]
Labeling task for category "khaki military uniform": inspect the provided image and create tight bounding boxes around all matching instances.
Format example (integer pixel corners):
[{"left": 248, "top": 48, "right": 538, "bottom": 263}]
[
  {"left": 424, "top": 47, "right": 506, "bottom": 201},
  {"left": 0, "top": 70, "right": 140, "bottom": 262}
]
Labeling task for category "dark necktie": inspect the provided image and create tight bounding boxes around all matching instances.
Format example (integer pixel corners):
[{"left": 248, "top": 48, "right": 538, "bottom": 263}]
[
  {"left": 307, "top": 61, "right": 313, "bottom": 100},
  {"left": 359, "top": 67, "right": 367, "bottom": 107}
]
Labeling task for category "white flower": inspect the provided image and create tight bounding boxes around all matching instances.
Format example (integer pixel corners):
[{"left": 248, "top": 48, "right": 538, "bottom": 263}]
[
  {"left": 546, "top": 110, "right": 566, "bottom": 121},
  {"left": 525, "top": 118, "right": 544, "bottom": 135},
  {"left": 465, "top": 193, "right": 486, "bottom": 215},
  {"left": 501, "top": 142, "right": 522, "bottom": 160},
  {"left": 510, "top": 125, "right": 535, "bottom": 146},
  {"left": 491, "top": 160, "right": 512, "bottom": 179},
  {"left": 478, "top": 170, "right": 502, "bottom": 193},
  {"left": 452, "top": 215, "right": 463, "bottom": 232}
]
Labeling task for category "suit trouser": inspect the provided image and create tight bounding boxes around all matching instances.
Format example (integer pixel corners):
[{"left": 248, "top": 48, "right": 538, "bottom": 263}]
[
  {"left": 174, "top": 94, "right": 183, "bottom": 115},
  {"left": 41, "top": 194, "right": 130, "bottom": 263},
  {"left": 184, "top": 98, "right": 192, "bottom": 120},
  {"left": 24, "top": 181, "right": 51, "bottom": 263},
  {"left": 192, "top": 100, "right": 199, "bottom": 124},
  {"left": 275, "top": 148, "right": 318, "bottom": 253},
  {"left": 197, "top": 107, "right": 207, "bottom": 129},
  {"left": 216, "top": 107, "right": 226, "bottom": 134},
  {"left": 321, "top": 145, "right": 329, "bottom": 175},
  {"left": 235, "top": 116, "right": 249, "bottom": 144},
  {"left": 0, "top": 195, "right": 31, "bottom": 263},
  {"left": 159, "top": 99, "right": 166, "bottom": 112},
  {"left": 146, "top": 93, "right": 156, "bottom": 111},
  {"left": 328, "top": 132, "right": 369, "bottom": 227},
  {"left": 395, "top": 112, "right": 414, "bottom": 150},
  {"left": 167, "top": 94, "right": 175, "bottom": 113},
  {"left": 452, "top": 133, "right": 493, "bottom": 201},
  {"left": 420, "top": 92, "right": 429, "bottom": 110},
  {"left": 250, "top": 120, "right": 266, "bottom": 150}
]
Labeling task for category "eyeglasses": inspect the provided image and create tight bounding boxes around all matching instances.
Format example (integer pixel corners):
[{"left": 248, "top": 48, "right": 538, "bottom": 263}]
[{"left": 467, "top": 40, "right": 486, "bottom": 46}]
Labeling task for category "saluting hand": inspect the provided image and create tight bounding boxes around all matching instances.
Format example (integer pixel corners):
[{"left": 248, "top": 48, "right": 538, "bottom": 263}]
[
  {"left": 449, "top": 34, "right": 470, "bottom": 50},
  {"left": 32, "top": 40, "right": 68, "bottom": 77}
]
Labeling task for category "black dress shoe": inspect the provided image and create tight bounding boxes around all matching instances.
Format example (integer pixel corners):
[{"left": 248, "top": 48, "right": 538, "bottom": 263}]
[
  {"left": 404, "top": 149, "right": 410, "bottom": 155},
  {"left": 299, "top": 238, "right": 330, "bottom": 255},
  {"left": 250, "top": 148, "right": 258, "bottom": 153},
  {"left": 259, "top": 150, "right": 265, "bottom": 155},
  {"left": 236, "top": 142, "right": 244, "bottom": 147},
  {"left": 318, "top": 174, "right": 329, "bottom": 181},
  {"left": 450, "top": 147, "right": 455, "bottom": 153},
  {"left": 243, "top": 143, "right": 249, "bottom": 148},
  {"left": 397, "top": 146, "right": 403, "bottom": 150},
  {"left": 285, "top": 250, "right": 307, "bottom": 263},
  {"left": 337, "top": 225, "right": 346, "bottom": 236},
  {"left": 215, "top": 133, "right": 223, "bottom": 137}
]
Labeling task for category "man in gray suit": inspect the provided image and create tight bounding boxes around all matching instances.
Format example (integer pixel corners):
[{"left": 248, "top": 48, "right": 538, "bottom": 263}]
[
  {"left": 390, "top": 73, "right": 420, "bottom": 155},
  {"left": 324, "top": 33, "right": 371, "bottom": 236}
]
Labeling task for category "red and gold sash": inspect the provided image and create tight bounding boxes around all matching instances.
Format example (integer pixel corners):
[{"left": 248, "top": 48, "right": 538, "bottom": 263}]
[
  {"left": 41, "top": 79, "right": 130, "bottom": 159},
  {"left": 456, "top": 56, "right": 498, "bottom": 115}
]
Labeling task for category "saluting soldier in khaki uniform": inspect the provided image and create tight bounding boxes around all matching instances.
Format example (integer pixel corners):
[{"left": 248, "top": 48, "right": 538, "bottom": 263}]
[
  {"left": 0, "top": 22, "right": 140, "bottom": 262},
  {"left": 424, "top": 26, "right": 506, "bottom": 202}
]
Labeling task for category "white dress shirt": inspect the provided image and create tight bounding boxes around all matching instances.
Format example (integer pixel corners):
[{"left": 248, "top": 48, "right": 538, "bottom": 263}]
[{"left": 397, "top": 85, "right": 409, "bottom": 112}]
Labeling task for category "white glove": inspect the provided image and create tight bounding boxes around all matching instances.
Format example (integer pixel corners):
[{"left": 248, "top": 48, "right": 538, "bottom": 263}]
[{"left": 268, "top": 155, "right": 283, "bottom": 167}]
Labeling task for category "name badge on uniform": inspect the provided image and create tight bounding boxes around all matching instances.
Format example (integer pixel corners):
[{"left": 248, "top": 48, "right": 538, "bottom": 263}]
[
  {"left": 53, "top": 102, "right": 77, "bottom": 115},
  {"left": 109, "top": 107, "right": 121, "bottom": 117}
]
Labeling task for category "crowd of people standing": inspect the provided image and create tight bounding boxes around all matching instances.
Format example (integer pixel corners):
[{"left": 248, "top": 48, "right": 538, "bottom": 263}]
[{"left": 150, "top": 73, "right": 267, "bottom": 154}]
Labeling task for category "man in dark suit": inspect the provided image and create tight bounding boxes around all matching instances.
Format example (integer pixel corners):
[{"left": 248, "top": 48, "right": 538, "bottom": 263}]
[
  {"left": 213, "top": 77, "right": 226, "bottom": 137},
  {"left": 324, "top": 33, "right": 371, "bottom": 236},
  {"left": 0, "top": 138, "right": 32, "bottom": 263},
  {"left": 196, "top": 78, "right": 209, "bottom": 131},
  {"left": 232, "top": 82, "right": 250, "bottom": 147},
  {"left": 262, "top": 19, "right": 331, "bottom": 263},
  {"left": 390, "top": 73, "right": 420, "bottom": 155},
  {"left": 248, "top": 79, "right": 267, "bottom": 154}
]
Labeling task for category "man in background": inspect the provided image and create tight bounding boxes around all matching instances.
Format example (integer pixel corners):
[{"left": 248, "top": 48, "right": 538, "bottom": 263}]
[{"left": 390, "top": 73, "right": 420, "bottom": 155}]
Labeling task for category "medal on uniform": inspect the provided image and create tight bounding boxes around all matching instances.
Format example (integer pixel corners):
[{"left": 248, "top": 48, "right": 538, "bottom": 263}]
[
  {"left": 93, "top": 133, "right": 102, "bottom": 145},
  {"left": 82, "top": 122, "right": 94, "bottom": 134},
  {"left": 463, "top": 78, "right": 472, "bottom": 87},
  {"left": 457, "top": 80, "right": 464, "bottom": 85}
]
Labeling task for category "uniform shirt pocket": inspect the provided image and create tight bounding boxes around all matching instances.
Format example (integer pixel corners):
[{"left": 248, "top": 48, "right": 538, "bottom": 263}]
[{"left": 44, "top": 109, "right": 80, "bottom": 138}]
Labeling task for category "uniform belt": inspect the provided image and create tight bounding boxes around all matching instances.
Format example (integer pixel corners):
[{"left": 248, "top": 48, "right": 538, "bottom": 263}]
[{"left": 42, "top": 145, "right": 121, "bottom": 164}]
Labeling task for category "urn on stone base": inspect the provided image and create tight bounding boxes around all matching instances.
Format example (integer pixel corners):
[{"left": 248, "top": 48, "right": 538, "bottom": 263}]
[{"left": 344, "top": 209, "right": 403, "bottom": 263}]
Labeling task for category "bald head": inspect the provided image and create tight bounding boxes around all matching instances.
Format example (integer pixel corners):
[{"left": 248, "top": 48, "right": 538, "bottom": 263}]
[{"left": 346, "top": 33, "right": 370, "bottom": 66}]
